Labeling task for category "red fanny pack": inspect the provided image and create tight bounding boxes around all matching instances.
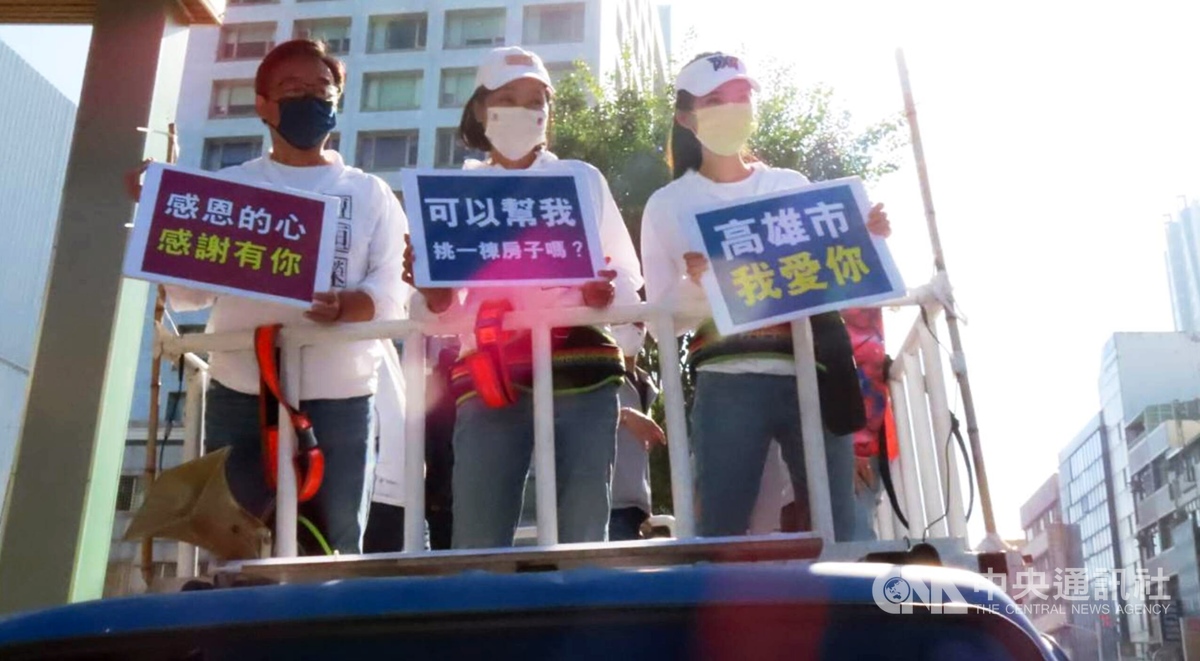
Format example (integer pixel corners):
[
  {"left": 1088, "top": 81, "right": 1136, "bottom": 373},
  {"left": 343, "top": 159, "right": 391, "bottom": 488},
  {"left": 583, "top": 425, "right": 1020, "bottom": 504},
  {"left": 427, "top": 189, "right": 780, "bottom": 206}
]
[
  {"left": 466, "top": 300, "right": 518, "bottom": 408},
  {"left": 254, "top": 324, "right": 325, "bottom": 503}
]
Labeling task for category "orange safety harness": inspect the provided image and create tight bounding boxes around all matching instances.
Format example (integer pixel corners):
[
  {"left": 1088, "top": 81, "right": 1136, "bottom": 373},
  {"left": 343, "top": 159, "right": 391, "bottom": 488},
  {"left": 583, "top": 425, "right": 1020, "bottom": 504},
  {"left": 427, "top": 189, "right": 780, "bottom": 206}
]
[
  {"left": 465, "top": 300, "right": 518, "bottom": 408},
  {"left": 255, "top": 324, "right": 325, "bottom": 503}
]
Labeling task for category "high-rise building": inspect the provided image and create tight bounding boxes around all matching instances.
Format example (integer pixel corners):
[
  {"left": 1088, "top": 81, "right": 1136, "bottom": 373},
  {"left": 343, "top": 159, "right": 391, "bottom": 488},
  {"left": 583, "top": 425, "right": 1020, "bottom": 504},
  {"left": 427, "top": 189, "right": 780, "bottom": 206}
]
[
  {"left": 0, "top": 38, "right": 77, "bottom": 519},
  {"left": 1165, "top": 203, "right": 1200, "bottom": 333},
  {"left": 1126, "top": 399, "right": 1200, "bottom": 657},
  {"left": 1059, "top": 412, "right": 1122, "bottom": 659},
  {"left": 1098, "top": 332, "right": 1200, "bottom": 657},
  {"left": 172, "top": 0, "right": 669, "bottom": 186},
  {"left": 1019, "top": 473, "right": 1088, "bottom": 660}
]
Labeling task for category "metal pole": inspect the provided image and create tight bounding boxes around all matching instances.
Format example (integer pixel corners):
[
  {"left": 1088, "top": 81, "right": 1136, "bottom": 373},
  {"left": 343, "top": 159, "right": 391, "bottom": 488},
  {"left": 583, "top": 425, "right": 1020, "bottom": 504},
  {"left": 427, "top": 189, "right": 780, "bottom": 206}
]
[
  {"left": 175, "top": 358, "right": 205, "bottom": 578},
  {"left": 275, "top": 343, "right": 301, "bottom": 558},
  {"left": 902, "top": 352, "right": 947, "bottom": 538},
  {"left": 531, "top": 324, "right": 559, "bottom": 545},
  {"left": 896, "top": 48, "right": 998, "bottom": 537},
  {"left": 792, "top": 319, "right": 835, "bottom": 539},
  {"left": 653, "top": 313, "right": 695, "bottom": 539},
  {"left": 917, "top": 317, "right": 965, "bottom": 538},
  {"left": 402, "top": 334, "right": 427, "bottom": 553},
  {"left": 889, "top": 373, "right": 927, "bottom": 536}
]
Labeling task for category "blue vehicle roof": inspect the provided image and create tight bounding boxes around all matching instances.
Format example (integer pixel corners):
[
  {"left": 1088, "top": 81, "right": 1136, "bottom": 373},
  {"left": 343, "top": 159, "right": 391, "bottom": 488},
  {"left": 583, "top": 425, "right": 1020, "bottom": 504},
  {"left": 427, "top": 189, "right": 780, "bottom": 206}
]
[{"left": 0, "top": 561, "right": 1047, "bottom": 653}]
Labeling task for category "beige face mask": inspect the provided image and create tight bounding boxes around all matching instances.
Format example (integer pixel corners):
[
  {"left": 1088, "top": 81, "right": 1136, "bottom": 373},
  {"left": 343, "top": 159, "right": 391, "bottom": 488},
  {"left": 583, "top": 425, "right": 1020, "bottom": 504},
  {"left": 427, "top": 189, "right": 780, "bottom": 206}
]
[{"left": 693, "top": 102, "right": 757, "bottom": 156}]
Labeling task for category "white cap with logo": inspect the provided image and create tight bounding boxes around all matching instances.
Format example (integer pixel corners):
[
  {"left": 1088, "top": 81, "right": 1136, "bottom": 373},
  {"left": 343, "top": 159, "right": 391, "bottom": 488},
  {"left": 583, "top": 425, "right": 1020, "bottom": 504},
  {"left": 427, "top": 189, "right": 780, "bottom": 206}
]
[
  {"left": 675, "top": 52, "right": 760, "bottom": 97},
  {"left": 475, "top": 46, "right": 555, "bottom": 93}
]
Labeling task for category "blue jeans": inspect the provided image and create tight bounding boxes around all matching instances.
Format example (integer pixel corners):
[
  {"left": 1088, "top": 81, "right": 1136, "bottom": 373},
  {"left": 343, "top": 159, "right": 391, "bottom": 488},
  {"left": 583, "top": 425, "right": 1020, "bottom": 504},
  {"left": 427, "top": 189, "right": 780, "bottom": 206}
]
[
  {"left": 854, "top": 464, "right": 882, "bottom": 541},
  {"left": 451, "top": 383, "right": 620, "bottom": 549},
  {"left": 609, "top": 506, "right": 649, "bottom": 542},
  {"left": 691, "top": 372, "right": 858, "bottom": 541},
  {"left": 205, "top": 381, "right": 374, "bottom": 554}
]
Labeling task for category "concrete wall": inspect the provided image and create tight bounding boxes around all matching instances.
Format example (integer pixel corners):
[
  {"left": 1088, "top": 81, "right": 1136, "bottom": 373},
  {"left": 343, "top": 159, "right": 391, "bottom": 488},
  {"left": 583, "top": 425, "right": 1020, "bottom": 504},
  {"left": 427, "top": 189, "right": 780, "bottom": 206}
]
[{"left": 0, "top": 38, "right": 78, "bottom": 524}]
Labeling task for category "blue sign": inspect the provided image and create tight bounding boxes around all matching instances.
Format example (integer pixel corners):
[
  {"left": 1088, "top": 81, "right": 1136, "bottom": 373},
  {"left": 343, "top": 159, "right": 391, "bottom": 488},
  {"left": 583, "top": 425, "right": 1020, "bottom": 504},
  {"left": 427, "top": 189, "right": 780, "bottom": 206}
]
[
  {"left": 401, "top": 169, "right": 605, "bottom": 288},
  {"left": 686, "top": 177, "right": 905, "bottom": 335}
]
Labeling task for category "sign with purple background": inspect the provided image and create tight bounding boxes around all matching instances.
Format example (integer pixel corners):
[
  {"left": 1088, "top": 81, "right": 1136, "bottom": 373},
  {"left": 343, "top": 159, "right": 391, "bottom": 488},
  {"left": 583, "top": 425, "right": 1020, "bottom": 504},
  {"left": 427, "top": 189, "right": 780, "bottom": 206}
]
[{"left": 123, "top": 163, "right": 338, "bottom": 307}]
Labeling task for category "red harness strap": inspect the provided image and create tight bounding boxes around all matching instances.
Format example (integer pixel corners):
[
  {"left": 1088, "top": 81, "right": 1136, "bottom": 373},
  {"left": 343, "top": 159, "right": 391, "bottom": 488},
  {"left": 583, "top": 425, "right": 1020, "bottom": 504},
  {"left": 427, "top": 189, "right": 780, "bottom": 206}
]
[
  {"left": 466, "top": 300, "right": 518, "bottom": 408},
  {"left": 255, "top": 324, "right": 325, "bottom": 503}
]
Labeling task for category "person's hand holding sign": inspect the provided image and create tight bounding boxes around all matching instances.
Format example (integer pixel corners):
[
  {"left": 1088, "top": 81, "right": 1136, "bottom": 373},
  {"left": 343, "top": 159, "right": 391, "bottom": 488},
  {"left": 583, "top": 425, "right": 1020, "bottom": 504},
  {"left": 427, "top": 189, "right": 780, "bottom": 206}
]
[
  {"left": 685, "top": 202, "right": 893, "bottom": 286},
  {"left": 866, "top": 203, "right": 891, "bottom": 238},
  {"left": 581, "top": 268, "right": 618, "bottom": 309},
  {"left": 403, "top": 234, "right": 455, "bottom": 314},
  {"left": 305, "top": 289, "right": 376, "bottom": 324}
]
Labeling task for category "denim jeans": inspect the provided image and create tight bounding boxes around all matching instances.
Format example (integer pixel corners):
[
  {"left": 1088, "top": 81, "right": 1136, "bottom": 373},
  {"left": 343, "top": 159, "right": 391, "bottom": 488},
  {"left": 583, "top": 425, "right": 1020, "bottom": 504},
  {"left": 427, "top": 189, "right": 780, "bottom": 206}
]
[
  {"left": 854, "top": 464, "right": 882, "bottom": 541},
  {"left": 609, "top": 506, "right": 649, "bottom": 542},
  {"left": 204, "top": 381, "right": 374, "bottom": 554},
  {"left": 691, "top": 372, "right": 858, "bottom": 541},
  {"left": 451, "top": 383, "right": 620, "bottom": 549}
]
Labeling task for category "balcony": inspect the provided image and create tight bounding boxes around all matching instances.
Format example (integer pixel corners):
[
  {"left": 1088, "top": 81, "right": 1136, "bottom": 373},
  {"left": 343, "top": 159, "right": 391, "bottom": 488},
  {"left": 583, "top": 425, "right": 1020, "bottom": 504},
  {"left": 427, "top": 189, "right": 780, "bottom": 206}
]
[
  {"left": 1135, "top": 484, "right": 1177, "bottom": 531},
  {"left": 1129, "top": 424, "right": 1170, "bottom": 476},
  {"left": 1024, "top": 531, "right": 1050, "bottom": 560},
  {"left": 1146, "top": 522, "right": 1198, "bottom": 577}
]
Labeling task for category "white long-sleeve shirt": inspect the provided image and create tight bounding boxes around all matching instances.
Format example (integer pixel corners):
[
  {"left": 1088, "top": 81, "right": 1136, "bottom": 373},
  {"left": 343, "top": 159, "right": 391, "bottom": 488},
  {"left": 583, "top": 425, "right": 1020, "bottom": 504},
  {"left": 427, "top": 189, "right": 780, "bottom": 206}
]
[
  {"left": 166, "top": 151, "right": 411, "bottom": 400},
  {"left": 640, "top": 163, "right": 810, "bottom": 376},
  {"left": 431, "top": 151, "right": 643, "bottom": 347}
]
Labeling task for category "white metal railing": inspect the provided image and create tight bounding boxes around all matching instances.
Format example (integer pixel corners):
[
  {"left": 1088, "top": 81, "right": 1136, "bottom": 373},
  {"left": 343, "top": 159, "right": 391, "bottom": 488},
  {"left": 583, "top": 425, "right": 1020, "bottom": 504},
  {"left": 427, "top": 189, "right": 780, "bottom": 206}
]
[{"left": 159, "top": 275, "right": 970, "bottom": 560}]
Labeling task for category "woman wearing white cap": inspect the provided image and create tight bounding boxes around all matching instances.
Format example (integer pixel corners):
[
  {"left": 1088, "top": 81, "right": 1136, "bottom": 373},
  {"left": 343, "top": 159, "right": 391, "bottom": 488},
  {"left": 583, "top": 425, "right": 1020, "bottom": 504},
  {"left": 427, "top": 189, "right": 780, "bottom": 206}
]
[
  {"left": 640, "top": 52, "right": 892, "bottom": 540},
  {"left": 406, "top": 46, "right": 643, "bottom": 549}
]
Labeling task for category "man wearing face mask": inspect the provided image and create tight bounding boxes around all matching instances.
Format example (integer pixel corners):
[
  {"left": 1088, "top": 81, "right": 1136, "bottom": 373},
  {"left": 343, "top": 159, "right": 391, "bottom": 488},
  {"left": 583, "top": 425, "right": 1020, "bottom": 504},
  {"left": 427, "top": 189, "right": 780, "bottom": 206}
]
[{"left": 134, "top": 40, "right": 411, "bottom": 555}]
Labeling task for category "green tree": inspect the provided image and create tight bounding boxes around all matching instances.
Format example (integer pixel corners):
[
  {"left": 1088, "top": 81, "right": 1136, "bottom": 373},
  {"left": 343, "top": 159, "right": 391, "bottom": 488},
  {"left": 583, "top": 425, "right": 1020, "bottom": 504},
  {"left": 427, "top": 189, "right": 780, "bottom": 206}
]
[{"left": 550, "top": 60, "right": 906, "bottom": 515}]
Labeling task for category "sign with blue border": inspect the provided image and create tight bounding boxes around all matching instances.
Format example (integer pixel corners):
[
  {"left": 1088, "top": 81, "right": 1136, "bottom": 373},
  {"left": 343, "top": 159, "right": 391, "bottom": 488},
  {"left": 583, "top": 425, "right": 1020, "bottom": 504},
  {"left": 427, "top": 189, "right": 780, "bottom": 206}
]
[
  {"left": 401, "top": 169, "right": 605, "bottom": 288},
  {"left": 685, "top": 176, "right": 905, "bottom": 335}
]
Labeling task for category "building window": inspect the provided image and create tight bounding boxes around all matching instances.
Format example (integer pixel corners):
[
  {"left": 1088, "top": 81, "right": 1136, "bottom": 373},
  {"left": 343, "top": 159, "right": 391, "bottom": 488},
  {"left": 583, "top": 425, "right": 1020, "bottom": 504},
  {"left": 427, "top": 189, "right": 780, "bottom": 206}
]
[
  {"left": 356, "top": 131, "right": 419, "bottom": 171},
  {"left": 209, "top": 80, "right": 257, "bottom": 119},
  {"left": 202, "top": 137, "right": 264, "bottom": 171},
  {"left": 115, "top": 475, "right": 141, "bottom": 512},
  {"left": 218, "top": 23, "right": 276, "bottom": 61},
  {"left": 327, "top": 132, "right": 340, "bottom": 153},
  {"left": 293, "top": 18, "right": 352, "bottom": 55},
  {"left": 435, "top": 128, "right": 485, "bottom": 168},
  {"left": 361, "top": 71, "right": 423, "bottom": 111},
  {"left": 440, "top": 68, "right": 477, "bottom": 108},
  {"left": 444, "top": 8, "right": 506, "bottom": 49},
  {"left": 523, "top": 3, "right": 585, "bottom": 45},
  {"left": 368, "top": 13, "right": 427, "bottom": 52}
]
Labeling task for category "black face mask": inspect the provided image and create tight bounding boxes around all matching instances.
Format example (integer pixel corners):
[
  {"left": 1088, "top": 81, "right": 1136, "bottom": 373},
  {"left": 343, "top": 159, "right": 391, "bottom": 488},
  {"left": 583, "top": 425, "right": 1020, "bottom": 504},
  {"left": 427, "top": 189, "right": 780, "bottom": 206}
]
[{"left": 273, "top": 96, "right": 337, "bottom": 150}]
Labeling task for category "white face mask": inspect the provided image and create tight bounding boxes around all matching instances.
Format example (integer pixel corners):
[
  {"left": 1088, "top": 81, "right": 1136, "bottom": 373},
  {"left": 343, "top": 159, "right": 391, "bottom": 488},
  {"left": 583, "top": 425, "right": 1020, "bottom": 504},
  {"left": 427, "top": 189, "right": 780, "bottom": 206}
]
[{"left": 484, "top": 107, "right": 548, "bottom": 161}]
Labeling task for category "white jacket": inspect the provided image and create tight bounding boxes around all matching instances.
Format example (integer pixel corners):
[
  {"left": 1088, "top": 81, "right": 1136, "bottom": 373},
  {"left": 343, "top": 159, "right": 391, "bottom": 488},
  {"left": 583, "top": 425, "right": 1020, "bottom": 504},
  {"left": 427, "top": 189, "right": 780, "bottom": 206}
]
[{"left": 640, "top": 163, "right": 810, "bottom": 375}]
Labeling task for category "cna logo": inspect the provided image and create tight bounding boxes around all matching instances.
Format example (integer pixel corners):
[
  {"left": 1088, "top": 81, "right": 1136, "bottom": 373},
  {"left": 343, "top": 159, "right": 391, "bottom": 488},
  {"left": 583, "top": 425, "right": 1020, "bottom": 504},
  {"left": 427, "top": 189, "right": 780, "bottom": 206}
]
[
  {"left": 706, "top": 54, "right": 742, "bottom": 72},
  {"left": 872, "top": 570, "right": 972, "bottom": 615}
]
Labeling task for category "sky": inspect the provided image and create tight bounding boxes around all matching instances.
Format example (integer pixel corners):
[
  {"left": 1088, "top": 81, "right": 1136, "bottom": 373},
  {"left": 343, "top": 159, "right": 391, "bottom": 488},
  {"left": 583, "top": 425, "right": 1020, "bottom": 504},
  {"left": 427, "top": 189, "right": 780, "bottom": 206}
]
[{"left": 3, "top": 1, "right": 1199, "bottom": 542}]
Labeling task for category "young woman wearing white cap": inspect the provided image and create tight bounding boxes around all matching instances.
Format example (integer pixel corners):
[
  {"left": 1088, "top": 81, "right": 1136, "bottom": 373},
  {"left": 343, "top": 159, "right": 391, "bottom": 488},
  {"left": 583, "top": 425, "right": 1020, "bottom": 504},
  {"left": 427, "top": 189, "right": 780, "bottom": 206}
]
[
  {"left": 640, "top": 52, "right": 892, "bottom": 540},
  {"left": 406, "top": 46, "right": 643, "bottom": 549}
]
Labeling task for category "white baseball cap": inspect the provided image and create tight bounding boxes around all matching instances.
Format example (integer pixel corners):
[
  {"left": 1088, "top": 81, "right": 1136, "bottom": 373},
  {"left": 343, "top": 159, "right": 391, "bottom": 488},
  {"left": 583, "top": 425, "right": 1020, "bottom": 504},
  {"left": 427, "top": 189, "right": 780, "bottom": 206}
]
[
  {"left": 675, "top": 52, "right": 760, "bottom": 97},
  {"left": 475, "top": 46, "right": 555, "bottom": 93}
]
